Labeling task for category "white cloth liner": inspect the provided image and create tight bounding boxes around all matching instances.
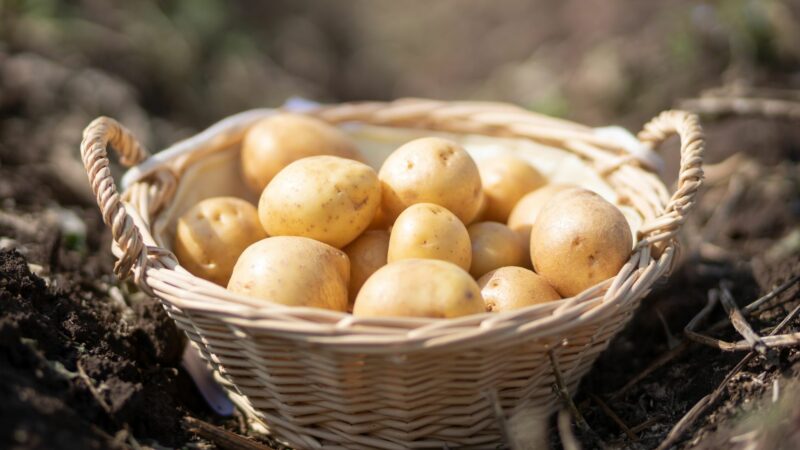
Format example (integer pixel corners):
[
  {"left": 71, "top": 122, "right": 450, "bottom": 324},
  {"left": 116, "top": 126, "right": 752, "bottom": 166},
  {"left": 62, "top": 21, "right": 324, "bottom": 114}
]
[{"left": 593, "top": 125, "right": 665, "bottom": 175}]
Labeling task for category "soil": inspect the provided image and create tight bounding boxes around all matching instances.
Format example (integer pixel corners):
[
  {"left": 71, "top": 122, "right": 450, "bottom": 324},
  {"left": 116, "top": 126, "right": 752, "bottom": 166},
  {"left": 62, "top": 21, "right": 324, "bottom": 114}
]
[
  {"left": 1, "top": 2, "right": 799, "bottom": 449},
  {"left": 572, "top": 117, "right": 800, "bottom": 449},
  {"left": 0, "top": 39, "right": 217, "bottom": 447},
  {"left": 0, "top": 249, "right": 192, "bottom": 449}
]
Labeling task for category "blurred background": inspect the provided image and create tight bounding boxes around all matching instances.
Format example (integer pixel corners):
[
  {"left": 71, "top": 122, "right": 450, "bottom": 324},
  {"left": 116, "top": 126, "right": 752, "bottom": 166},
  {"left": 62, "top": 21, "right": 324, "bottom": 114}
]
[
  {"left": 1, "top": 1, "right": 800, "bottom": 449},
  {"left": 3, "top": 0, "right": 800, "bottom": 145}
]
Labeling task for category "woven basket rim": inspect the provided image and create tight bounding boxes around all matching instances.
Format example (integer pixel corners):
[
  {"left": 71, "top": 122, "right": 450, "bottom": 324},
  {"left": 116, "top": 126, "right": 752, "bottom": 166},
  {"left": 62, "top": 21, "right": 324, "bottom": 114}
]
[{"left": 80, "top": 99, "right": 704, "bottom": 349}]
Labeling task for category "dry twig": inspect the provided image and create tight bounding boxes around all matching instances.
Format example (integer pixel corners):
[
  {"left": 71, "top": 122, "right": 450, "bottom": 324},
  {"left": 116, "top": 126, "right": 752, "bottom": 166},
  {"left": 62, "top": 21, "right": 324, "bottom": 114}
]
[
  {"left": 679, "top": 96, "right": 800, "bottom": 121},
  {"left": 588, "top": 394, "right": 637, "bottom": 441},
  {"left": 183, "top": 416, "right": 275, "bottom": 450},
  {"left": 611, "top": 275, "right": 800, "bottom": 400},
  {"left": 702, "top": 85, "right": 800, "bottom": 101},
  {"left": 719, "top": 283, "right": 767, "bottom": 355},
  {"left": 656, "top": 302, "right": 800, "bottom": 449},
  {"left": 629, "top": 415, "right": 664, "bottom": 435},
  {"left": 548, "top": 348, "right": 607, "bottom": 449},
  {"left": 741, "top": 273, "right": 800, "bottom": 315},
  {"left": 76, "top": 360, "right": 113, "bottom": 415},
  {"left": 548, "top": 348, "right": 590, "bottom": 433},
  {"left": 655, "top": 309, "right": 681, "bottom": 349},
  {"left": 687, "top": 332, "right": 800, "bottom": 352},
  {"left": 655, "top": 348, "right": 752, "bottom": 450},
  {"left": 76, "top": 360, "right": 142, "bottom": 450},
  {"left": 686, "top": 283, "right": 800, "bottom": 353}
]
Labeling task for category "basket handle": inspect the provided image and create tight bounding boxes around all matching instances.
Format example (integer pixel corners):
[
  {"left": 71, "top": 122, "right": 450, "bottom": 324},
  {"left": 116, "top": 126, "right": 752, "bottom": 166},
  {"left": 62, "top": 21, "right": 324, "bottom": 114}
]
[
  {"left": 80, "top": 117, "right": 152, "bottom": 280},
  {"left": 635, "top": 110, "right": 704, "bottom": 248}
]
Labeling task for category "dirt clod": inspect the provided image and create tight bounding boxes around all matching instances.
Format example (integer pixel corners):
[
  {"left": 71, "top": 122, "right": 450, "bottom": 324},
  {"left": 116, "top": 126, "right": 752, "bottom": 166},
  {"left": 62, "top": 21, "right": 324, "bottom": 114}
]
[{"left": 0, "top": 249, "right": 208, "bottom": 448}]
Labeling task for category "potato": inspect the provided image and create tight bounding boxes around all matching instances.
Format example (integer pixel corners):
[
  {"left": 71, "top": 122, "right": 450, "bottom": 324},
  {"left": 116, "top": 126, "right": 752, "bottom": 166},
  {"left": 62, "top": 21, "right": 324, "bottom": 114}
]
[
  {"left": 174, "top": 197, "right": 266, "bottom": 286},
  {"left": 259, "top": 156, "right": 381, "bottom": 248},
  {"left": 388, "top": 203, "right": 471, "bottom": 270},
  {"left": 478, "top": 155, "right": 546, "bottom": 222},
  {"left": 507, "top": 183, "right": 577, "bottom": 266},
  {"left": 508, "top": 184, "right": 577, "bottom": 242},
  {"left": 227, "top": 236, "right": 349, "bottom": 311},
  {"left": 353, "top": 259, "right": 484, "bottom": 318},
  {"left": 468, "top": 222, "right": 526, "bottom": 278},
  {"left": 241, "top": 113, "right": 363, "bottom": 192},
  {"left": 530, "top": 189, "right": 632, "bottom": 297},
  {"left": 366, "top": 206, "right": 392, "bottom": 231},
  {"left": 379, "top": 137, "right": 482, "bottom": 223},
  {"left": 343, "top": 230, "right": 390, "bottom": 305},
  {"left": 470, "top": 192, "right": 488, "bottom": 224},
  {"left": 478, "top": 267, "right": 560, "bottom": 311}
]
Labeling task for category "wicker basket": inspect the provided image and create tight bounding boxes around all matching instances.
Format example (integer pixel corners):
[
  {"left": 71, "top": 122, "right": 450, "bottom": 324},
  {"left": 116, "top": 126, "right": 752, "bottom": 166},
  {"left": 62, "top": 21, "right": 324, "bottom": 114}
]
[{"left": 80, "top": 99, "right": 704, "bottom": 449}]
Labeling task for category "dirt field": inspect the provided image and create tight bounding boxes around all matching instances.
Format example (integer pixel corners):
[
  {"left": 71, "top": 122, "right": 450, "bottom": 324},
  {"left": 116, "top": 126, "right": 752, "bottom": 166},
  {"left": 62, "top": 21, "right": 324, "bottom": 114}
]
[{"left": 1, "top": 1, "right": 799, "bottom": 449}]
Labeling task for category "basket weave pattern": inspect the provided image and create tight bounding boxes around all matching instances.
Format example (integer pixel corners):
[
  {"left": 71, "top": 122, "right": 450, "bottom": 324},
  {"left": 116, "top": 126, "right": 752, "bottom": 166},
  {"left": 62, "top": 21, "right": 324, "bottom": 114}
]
[{"left": 81, "top": 99, "right": 704, "bottom": 449}]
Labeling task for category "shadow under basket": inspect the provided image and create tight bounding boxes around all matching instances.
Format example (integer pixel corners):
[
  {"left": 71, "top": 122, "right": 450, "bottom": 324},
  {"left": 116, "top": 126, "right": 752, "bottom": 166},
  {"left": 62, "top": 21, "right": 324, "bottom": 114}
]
[{"left": 80, "top": 99, "right": 704, "bottom": 449}]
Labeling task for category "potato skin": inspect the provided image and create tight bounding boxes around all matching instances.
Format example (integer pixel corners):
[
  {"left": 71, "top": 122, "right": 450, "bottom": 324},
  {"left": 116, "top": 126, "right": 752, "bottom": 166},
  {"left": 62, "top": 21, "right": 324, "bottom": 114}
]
[
  {"left": 343, "top": 230, "right": 390, "bottom": 305},
  {"left": 469, "top": 192, "right": 488, "bottom": 224},
  {"left": 353, "top": 259, "right": 484, "bottom": 318},
  {"left": 530, "top": 189, "right": 632, "bottom": 297},
  {"left": 379, "top": 137, "right": 482, "bottom": 223},
  {"left": 227, "top": 236, "right": 350, "bottom": 311},
  {"left": 507, "top": 183, "right": 577, "bottom": 267},
  {"left": 259, "top": 155, "right": 381, "bottom": 248},
  {"left": 478, "top": 155, "right": 546, "bottom": 223},
  {"left": 467, "top": 222, "right": 526, "bottom": 279},
  {"left": 478, "top": 267, "right": 560, "bottom": 312},
  {"left": 174, "top": 197, "right": 266, "bottom": 286},
  {"left": 241, "top": 113, "right": 363, "bottom": 192},
  {"left": 388, "top": 203, "right": 471, "bottom": 270}
]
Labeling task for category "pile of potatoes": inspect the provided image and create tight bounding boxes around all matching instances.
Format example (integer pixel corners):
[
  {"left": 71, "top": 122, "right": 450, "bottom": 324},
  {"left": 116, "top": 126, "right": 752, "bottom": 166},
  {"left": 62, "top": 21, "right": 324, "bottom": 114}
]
[{"left": 174, "top": 113, "right": 633, "bottom": 319}]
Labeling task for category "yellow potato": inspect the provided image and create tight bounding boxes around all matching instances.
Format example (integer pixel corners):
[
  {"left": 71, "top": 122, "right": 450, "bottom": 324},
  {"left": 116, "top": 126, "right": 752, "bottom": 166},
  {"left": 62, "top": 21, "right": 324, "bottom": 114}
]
[
  {"left": 343, "top": 230, "right": 390, "bottom": 306},
  {"left": 259, "top": 156, "right": 381, "bottom": 248},
  {"left": 240, "top": 113, "right": 363, "bottom": 192},
  {"left": 507, "top": 183, "right": 577, "bottom": 267},
  {"left": 468, "top": 191, "right": 488, "bottom": 224},
  {"left": 530, "top": 189, "right": 632, "bottom": 297},
  {"left": 478, "top": 155, "right": 546, "bottom": 222},
  {"left": 468, "top": 222, "right": 526, "bottom": 278},
  {"left": 353, "top": 259, "right": 484, "bottom": 318},
  {"left": 174, "top": 197, "right": 265, "bottom": 286},
  {"left": 478, "top": 267, "right": 560, "bottom": 312},
  {"left": 388, "top": 203, "right": 471, "bottom": 270},
  {"left": 379, "top": 137, "right": 482, "bottom": 223},
  {"left": 227, "top": 236, "right": 349, "bottom": 311}
]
